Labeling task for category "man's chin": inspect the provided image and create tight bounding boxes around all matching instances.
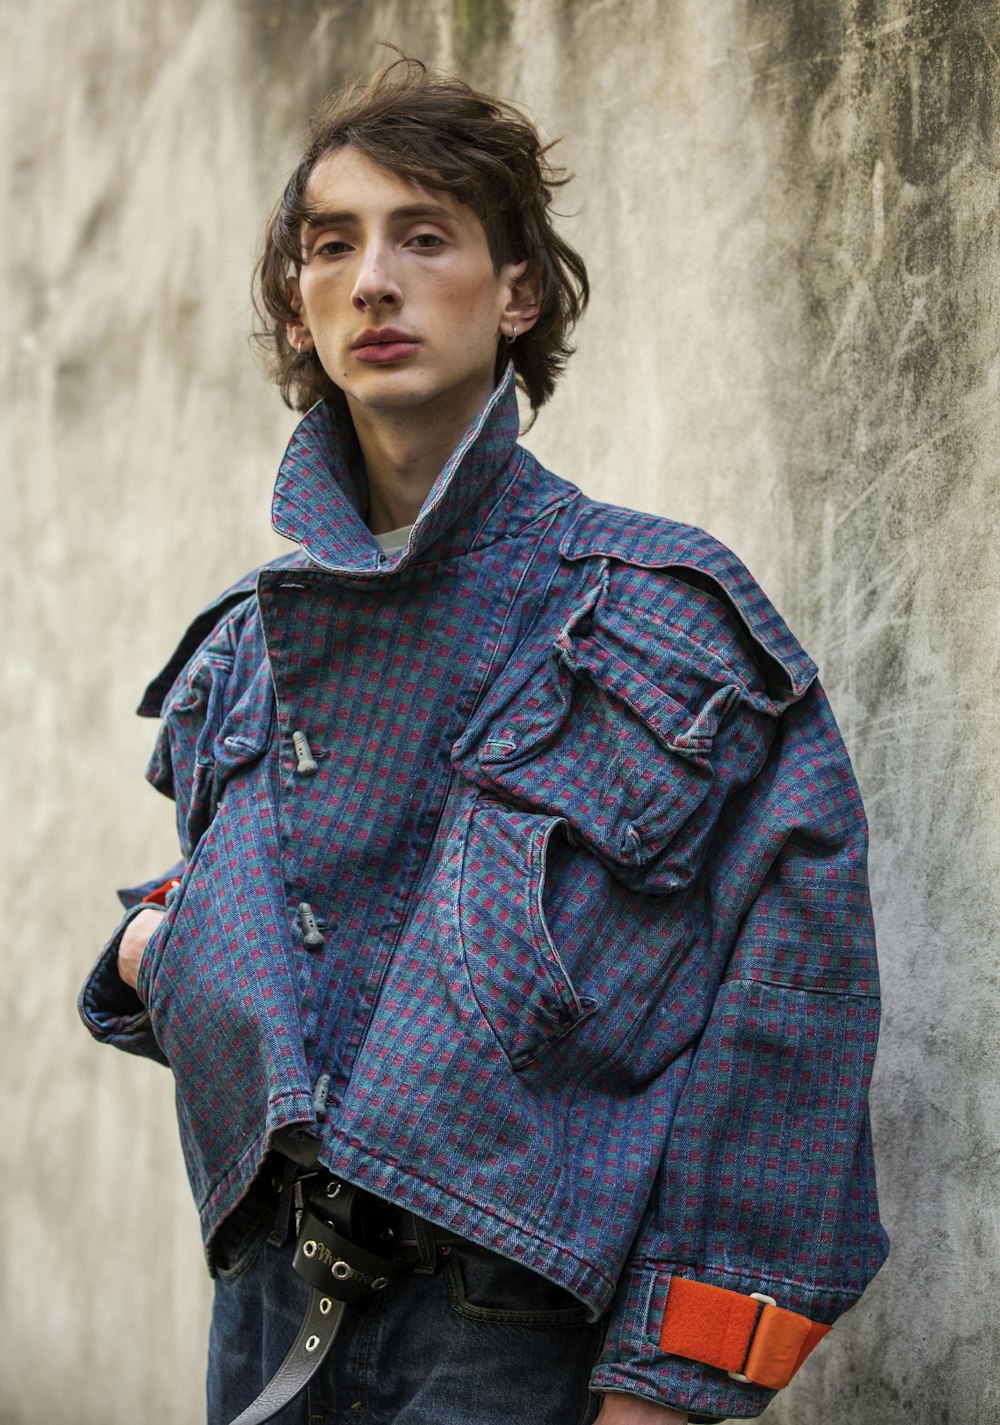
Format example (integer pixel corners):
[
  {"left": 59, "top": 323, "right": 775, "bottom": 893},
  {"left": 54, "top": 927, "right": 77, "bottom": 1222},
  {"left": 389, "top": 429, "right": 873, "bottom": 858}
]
[
  {"left": 342, "top": 373, "right": 433, "bottom": 411},
  {"left": 343, "top": 373, "right": 492, "bottom": 427}
]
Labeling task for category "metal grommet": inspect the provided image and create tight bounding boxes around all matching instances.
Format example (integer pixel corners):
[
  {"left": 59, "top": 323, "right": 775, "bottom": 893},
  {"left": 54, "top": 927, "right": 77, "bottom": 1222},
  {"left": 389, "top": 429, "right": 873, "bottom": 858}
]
[
  {"left": 331, "top": 1260, "right": 352, "bottom": 1281},
  {"left": 324, "top": 1181, "right": 341, "bottom": 1199},
  {"left": 303, "top": 1240, "right": 317, "bottom": 1259},
  {"left": 438, "top": 1244, "right": 452, "bottom": 1257},
  {"left": 305, "top": 1334, "right": 320, "bottom": 1354},
  {"left": 371, "top": 1276, "right": 388, "bottom": 1291},
  {"left": 319, "top": 1297, "right": 333, "bottom": 1315}
]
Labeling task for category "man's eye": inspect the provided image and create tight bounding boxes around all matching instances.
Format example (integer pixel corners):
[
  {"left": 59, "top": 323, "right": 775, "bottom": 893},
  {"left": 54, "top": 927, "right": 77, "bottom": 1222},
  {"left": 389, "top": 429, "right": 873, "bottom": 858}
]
[
  {"left": 316, "top": 240, "right": 350, "bottom": 256},
  {"left": 408, "top": 233, "right": 444, "bottom": 249}
]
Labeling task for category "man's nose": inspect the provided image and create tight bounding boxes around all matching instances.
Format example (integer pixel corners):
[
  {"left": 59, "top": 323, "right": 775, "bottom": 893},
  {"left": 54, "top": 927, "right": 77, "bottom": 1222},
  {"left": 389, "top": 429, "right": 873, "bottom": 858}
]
[{"left": 352, "top": 243, "right": 402, "bottom": 310}]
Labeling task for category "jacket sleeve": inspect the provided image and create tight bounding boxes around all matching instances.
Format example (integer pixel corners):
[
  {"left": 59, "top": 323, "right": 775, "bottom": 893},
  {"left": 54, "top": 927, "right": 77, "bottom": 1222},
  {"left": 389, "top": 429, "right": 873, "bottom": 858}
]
[
  {"left": 76, "top": 882, "right": 180, "bottom": 1066},
  {"left": 590, "top": 678, "right": 888, "bottom": 1420},
  {"left": 78, "top": 594, "right": 255, "bottom": 1063}
]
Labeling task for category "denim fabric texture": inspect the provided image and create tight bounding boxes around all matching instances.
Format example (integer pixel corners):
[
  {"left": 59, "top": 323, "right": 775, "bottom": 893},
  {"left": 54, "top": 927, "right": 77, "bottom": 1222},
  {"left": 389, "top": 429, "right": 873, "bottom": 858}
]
[
  {"left": 207, "top": 1199, "right": 602, "bottom": 1425},
  {"left": 79, "top": 365, "right": 888, "bottom": 1417}
]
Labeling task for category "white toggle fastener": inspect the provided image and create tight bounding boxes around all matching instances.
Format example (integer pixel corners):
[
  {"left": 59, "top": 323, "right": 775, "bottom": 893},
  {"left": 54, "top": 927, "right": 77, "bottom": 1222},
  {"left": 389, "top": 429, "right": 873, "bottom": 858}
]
[{"left": 292, "top": 730, "right": 318, "bottom": 776}]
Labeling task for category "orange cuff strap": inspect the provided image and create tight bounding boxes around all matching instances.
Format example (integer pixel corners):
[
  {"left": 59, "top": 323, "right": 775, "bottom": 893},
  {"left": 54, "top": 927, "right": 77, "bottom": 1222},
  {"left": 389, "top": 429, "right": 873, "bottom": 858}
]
[
  {"left": 658, "top": 1278, "right": 831, "bottom": 1390},
  {"left": 141, "top": 877, "right": 181, "bottom": 908}
]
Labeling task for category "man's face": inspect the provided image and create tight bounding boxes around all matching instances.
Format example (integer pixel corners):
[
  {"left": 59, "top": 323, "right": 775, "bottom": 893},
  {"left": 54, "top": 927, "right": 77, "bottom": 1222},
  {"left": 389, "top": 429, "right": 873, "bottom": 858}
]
[{"left": 289, "top": 146, "right": 527, "bottom": 429}]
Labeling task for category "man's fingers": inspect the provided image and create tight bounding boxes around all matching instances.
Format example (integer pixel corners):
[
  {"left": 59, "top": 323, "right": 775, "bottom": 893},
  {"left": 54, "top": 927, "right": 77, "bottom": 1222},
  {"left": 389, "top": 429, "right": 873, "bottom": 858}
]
[{"left": 117, "top": 907, "right": 166, "bottom": 991}]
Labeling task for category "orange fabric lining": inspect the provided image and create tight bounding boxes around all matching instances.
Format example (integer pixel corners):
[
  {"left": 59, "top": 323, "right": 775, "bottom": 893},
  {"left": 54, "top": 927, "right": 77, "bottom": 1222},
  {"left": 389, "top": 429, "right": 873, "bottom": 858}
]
[
  {"left": 658, "top": 1277, "right": 831, "bottom": 1389},
  {"left": 141, "top": 877, "right": 181, "bottom": 907}
]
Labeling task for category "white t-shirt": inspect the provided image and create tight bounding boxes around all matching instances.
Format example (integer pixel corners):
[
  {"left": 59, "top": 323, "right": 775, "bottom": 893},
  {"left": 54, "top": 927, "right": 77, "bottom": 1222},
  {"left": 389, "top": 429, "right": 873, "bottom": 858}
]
[{"left": 373, "top": 525, "right": 414, "bottom": 555}]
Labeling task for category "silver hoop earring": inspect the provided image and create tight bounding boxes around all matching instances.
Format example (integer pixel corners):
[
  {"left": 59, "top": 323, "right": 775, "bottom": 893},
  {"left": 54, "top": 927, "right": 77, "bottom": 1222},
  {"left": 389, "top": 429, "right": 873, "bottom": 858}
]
[{"left": 506, "top": 326, "right": 517, "bottom": 345}]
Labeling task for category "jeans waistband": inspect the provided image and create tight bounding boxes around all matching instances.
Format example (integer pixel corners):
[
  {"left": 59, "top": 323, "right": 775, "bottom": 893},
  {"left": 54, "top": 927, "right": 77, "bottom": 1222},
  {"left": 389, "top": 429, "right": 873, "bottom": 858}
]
[{"left": 255, "top": 1148, "right": 464, "bottom": 1270}]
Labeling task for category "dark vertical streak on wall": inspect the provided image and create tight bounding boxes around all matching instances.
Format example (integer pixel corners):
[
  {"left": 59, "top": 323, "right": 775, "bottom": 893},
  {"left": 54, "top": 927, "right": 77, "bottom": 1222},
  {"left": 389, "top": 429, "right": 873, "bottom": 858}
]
[
  {"left": 452, "top": 0, "right": 511, "bottom": 74},
  {"left": 732, "top": 8, "right": 1000, "bottom": 1419}
]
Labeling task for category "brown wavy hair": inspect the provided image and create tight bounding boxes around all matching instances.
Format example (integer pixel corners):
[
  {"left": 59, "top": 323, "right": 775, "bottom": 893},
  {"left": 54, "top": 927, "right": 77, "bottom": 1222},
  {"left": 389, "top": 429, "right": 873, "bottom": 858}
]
[{"left": 254, "top": 56, "right": 589, "bottom": 416}]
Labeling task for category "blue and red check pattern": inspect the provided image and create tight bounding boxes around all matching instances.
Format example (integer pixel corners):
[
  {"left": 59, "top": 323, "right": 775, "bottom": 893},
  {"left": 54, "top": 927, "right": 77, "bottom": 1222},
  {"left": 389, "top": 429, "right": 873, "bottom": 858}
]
[{"left": 79, "top": 368, "right": 887, "bottom": 1417}]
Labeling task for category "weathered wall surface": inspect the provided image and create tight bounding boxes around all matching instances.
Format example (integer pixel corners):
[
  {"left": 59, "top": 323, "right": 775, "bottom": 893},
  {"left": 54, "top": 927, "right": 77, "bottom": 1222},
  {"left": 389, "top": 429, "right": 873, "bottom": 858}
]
[{"left": 3, "top": 2, "right": 997, "bottom": 1421}]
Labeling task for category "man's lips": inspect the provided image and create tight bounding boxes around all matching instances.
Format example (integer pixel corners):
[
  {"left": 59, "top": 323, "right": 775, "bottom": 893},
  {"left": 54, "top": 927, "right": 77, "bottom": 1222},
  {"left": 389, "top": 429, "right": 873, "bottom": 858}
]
[{"left": 352, "top": 329, "right": 421, "bottom": 364}]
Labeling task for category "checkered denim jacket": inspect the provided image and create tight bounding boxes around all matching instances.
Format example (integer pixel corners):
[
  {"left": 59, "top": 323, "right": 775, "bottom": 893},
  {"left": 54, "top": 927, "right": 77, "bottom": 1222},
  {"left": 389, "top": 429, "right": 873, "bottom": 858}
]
[{"left": 80, "top": 369, "right": 887, "bottom": 1418}]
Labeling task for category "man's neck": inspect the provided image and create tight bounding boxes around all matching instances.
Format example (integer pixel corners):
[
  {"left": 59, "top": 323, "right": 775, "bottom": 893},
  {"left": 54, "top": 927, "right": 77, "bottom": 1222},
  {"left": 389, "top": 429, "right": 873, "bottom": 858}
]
[{"left": 348, "top": 383, "right": 493, "bottom": 536}]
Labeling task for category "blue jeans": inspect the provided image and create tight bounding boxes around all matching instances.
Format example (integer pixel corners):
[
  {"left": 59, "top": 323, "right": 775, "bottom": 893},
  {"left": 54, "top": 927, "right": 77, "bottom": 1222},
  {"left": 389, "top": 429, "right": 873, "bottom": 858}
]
[{"left": 207, "top": 1196, "right": 605, "bottom": 1425}]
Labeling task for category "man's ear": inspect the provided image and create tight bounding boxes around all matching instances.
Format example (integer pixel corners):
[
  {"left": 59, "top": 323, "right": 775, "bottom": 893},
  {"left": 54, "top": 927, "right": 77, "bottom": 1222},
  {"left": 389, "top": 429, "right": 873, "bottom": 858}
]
[
  {"left": 285, "top": 276, "right": 313, "bottom": 353},
  {"left": 499, "top": 260, "right": 543, "bottom": 340}
]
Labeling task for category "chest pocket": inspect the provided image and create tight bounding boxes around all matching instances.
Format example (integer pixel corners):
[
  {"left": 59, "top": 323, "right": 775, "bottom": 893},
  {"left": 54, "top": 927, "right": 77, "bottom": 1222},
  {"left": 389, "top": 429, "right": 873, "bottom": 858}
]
[
  {"left": 151, "top": 646, "right": 275, "bottom": 858},
  {"left": 451, "top": 580, "right": 738, "bottom": 896},
  {"left": 209, "top": 662, "right": 275, "bottom": 794}
]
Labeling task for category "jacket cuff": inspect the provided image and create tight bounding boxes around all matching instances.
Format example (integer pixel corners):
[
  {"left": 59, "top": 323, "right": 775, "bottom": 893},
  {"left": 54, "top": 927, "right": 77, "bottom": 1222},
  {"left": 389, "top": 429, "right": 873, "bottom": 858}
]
[
  {"left": 77, "top": 906, "right": 168, "bottom": 1066},
  {"left": 592, "top": 1264, "right": 845, "bottom": 1421}
]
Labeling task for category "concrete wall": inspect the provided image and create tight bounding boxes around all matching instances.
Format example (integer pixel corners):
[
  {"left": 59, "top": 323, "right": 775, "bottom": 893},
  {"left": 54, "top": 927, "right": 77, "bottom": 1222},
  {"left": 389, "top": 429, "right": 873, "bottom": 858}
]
[{"left": 3, "top": 1, "right": 997, "bottom": 1421}]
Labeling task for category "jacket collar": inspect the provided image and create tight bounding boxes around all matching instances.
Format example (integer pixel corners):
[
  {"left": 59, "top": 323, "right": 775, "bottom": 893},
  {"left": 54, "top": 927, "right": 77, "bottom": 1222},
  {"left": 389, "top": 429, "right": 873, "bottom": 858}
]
[{"left": 271, "top": 364, "right": 522, "bottom": 575}]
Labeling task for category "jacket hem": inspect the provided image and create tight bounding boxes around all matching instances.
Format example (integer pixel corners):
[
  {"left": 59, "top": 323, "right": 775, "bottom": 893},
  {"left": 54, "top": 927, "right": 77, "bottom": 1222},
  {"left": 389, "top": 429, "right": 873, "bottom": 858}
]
[
  {"left": 197, "top": 1090, "right": 317, "bottom": 1255},
  {"left": 314, "top": 1133, "right": 619, "bottom": 1317}
]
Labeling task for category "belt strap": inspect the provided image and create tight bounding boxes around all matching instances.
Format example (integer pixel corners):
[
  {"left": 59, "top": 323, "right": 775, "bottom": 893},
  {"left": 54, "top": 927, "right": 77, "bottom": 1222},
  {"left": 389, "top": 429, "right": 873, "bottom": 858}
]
[
  {"left": 225, "top": 1171, "right": 453, "bottom": 1425},
  {"left": 658, "top": 1277, "right": 831, "bottom": 1390},
  {"left": 227, "top": 1289, "right": 346, "bottom": 1425},
  {"left": 292, "top": 1206, "right": 416, "bottom": 1302}
]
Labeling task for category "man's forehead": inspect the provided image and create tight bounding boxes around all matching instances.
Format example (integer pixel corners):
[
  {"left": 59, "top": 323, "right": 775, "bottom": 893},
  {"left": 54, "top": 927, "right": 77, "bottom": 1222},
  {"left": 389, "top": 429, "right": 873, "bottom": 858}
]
[{"left": 303, "top": 146, "right": 467, "bottom": 222}]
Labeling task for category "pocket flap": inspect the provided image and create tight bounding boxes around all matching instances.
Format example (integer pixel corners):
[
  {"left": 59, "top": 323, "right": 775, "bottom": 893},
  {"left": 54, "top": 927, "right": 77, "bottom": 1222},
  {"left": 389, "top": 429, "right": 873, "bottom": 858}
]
[
  {"left": 212, "top": 663, "right": 275, "bottom": 775},
  {"left": 453, "top": 637, "right": 719, "bottom": 891}
]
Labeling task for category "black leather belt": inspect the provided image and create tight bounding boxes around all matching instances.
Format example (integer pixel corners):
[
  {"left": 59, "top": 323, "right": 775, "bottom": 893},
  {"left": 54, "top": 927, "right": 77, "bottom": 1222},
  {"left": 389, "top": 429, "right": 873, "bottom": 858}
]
[{"left": 226, "top": 1152, "right": 462, "bottom": 1425}]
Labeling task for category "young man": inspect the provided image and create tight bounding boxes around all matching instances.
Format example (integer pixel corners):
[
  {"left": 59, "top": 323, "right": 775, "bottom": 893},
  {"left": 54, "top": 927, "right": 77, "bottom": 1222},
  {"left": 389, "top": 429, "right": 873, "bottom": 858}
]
[{"left": 80, "top": 57, "right": 888, "bottom": 1425}]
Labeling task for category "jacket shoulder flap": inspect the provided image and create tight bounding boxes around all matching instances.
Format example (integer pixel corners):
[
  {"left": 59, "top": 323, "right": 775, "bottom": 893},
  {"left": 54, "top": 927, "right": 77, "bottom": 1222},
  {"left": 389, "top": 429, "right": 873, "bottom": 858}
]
[
  {"left": 137, "top": 553, "right": 302, "bottom": 717},
  {"left": 558, "top": 500, "right": 817, "bottom": 709}
]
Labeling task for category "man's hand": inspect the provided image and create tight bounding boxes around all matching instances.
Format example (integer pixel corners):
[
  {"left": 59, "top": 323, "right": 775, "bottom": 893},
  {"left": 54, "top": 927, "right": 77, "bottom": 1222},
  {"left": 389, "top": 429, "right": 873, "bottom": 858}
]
[
  {"left": 117, "top": 906, "right": 166, "bottom": 992},
  {"left": 595, "top": 1394, "right": 688, "bottom": 1425}
]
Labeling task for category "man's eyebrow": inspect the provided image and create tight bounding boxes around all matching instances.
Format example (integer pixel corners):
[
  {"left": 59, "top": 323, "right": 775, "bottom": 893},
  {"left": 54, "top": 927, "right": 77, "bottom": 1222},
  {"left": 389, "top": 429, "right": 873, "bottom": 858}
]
[{"left": 302, "top": 203, "right": 457, "bottom": 228}]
